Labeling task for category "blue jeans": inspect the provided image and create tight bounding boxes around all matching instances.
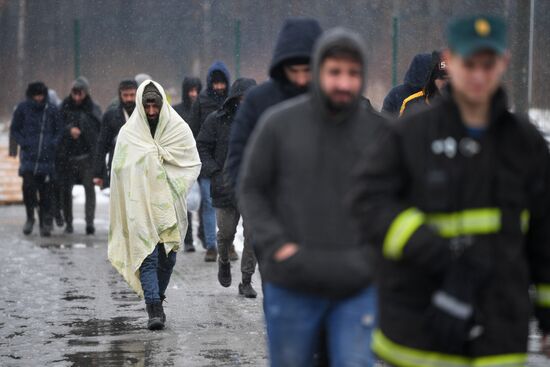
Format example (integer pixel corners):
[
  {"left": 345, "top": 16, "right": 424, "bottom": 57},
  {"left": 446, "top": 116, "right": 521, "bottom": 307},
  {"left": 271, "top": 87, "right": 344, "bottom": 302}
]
[
  {"left": 198, "top": 178, "right": 217, "bottom": 250},
  {"left": 139, "top": 243, "right": 177, "bottom": 304},
  {"left": 264, "top": 283, "right": 377, "bottom": 367}
]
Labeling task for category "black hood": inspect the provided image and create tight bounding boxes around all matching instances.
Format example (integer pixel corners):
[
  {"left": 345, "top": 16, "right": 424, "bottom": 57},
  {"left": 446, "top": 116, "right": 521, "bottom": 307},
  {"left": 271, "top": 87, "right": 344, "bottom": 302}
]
[
  {"left": 403, "top": 53, "right": 432, "bottom": 88},
  {"left": 62, "top": 94, "right": 95, "bottom": 113},
  {"left": 311, "top": 28, "right": 367, "bottom": 123},
  {"left": 269, "top": 17, "right": 323, "bottom": 81},
  {"left": 223, "top": 78, "right": 257, "bottom": 112},
  {"left": 182, "top": 77, "right": 202, "bottom": 105}
]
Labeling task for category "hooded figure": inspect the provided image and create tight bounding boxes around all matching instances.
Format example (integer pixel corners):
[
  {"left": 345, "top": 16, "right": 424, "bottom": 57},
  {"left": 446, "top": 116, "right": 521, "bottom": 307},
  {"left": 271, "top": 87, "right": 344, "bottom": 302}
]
[
  {"left": 197, "top": 78, "right": 258, "bottom": 297},
  {"left": 108, "top": 80, "right": 201, "bottom": 301},
  {"left": 190, "top": 61, "right": 231, "bottom": 137},
  {"left": 173, "top": 77, "right": 202, "bottom": 123},
  {"left": 226, "top": 17, "right": 323, "bottom": 190},
  {"left": 381, "top": 53, "right": 432, "bottom": 117},
  {"left": 93, "top": 79, "right": 138, "bottom": 187},
  {"left": 238, "top": 28, "right": 386, "bottom": 365}
]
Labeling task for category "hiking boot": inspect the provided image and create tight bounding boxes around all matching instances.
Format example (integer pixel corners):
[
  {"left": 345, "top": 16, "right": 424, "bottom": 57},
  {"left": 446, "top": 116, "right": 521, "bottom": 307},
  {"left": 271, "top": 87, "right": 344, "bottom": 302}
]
[
  {"left": 40, "top": 224, "right": 52, "bottom": 237},
  {"left": 218, "top": 259, "right": 232, "bottom": 287},
  {"left": 86, "top": 225, "right": 95, "bottom": 235},
  {"left": 65, "top": 223, "right": 74, "bottom": 234},
  {"left": 146, "top": 303, "right": 165, "bottom": 330},
  {"left": 184, "top": 242, "right": 196, "bottom": 253},
  {"left": 239, "top": 273, "right": 257, "bottom": 298},
  {"left": 23, "top": 219, "right": 35, "bottom": 235},
  {"left": 229, "top": 245, "right": 239, "bottom": 262},
  {"left": 55, "top": 214, "right": 64, "bottom": 227},
  {"left": 204, "top": 248, "right": 218, "bottom": 262}
]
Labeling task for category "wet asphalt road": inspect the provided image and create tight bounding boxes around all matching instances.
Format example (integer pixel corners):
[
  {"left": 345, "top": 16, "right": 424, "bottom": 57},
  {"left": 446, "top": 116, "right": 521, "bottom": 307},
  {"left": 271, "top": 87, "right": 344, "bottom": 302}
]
[
  {"left": 1, "top": 198, "right": 550, "bottom": 366},
  {"left": 0, "top": 199, "right": 267, "bottom": 366}
]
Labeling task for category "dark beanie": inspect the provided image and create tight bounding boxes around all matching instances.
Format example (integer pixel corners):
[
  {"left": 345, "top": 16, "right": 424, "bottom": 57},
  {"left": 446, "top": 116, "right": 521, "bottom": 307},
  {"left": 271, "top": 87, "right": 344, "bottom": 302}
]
[
  {"left": 119, "top": 79, "right": 138, "bottom": 91},
  {"left": 142, "top": 82, "right": 163, "bottom": 109},
  {"left": 26, "top": 82, "right": 48, "bottom": 98}
]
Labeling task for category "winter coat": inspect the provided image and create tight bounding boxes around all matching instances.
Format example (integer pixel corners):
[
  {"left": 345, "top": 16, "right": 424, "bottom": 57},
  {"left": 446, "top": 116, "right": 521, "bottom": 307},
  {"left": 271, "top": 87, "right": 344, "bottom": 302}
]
[
  {"left": 10, "top": 99, "right": 63, "bottom": 176},
  {"left": 238, "top": 28, "right": 386, "bottom": 299},
  {"left": 189, "top": 62, "right": 231, "bottom": 138},
  {"left": 93, "top": 103, "right": 127, "bottom": 184},
  {"left": 225, "top": 17, "right": 322, "bottom": 190},
  {"left": 381, "top": 53, "right": 432, "bottom": 117},
  {"left": 197, "top": 78, "right": 257, "bottom": 208},
  {"left": 173, "top": 77, "right": 202, "bottom": 123},
  {"left": 349, "top": 86, "right": 550, "bottom": 365},
  {"left": 58, "top": 96, "right": 102, "bottom": 171}
]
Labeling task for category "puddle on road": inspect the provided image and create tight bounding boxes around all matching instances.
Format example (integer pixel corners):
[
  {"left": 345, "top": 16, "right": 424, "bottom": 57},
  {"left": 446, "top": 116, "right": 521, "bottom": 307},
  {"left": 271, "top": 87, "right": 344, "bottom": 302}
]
[
  {"left": 64, "top": 339, "right": 148, "bottom": 367},
  {"left": 63, "top": 316, "right": 142, "bottom": 338},
  {"left": 199, "top": 348, "right": 247, "bottom": 365},
  {"left": 38, "top": 242, "right": 101, "bottom": 249}
]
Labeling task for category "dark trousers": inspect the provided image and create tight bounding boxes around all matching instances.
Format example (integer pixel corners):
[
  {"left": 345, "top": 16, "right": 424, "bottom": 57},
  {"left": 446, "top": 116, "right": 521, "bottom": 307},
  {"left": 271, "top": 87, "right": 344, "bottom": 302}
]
[
  {"left": 185, "top": 211, "right": 193, "bottom": 245},
  {"left": 139, "top": 243, "right": 177, "bottom": 304},
  {"left": 216, "top": 205, "right": 257, "bottom": 275},
  {"left": 60, "top": 161, "right": 96, "bottom": 226},
  {"left": 22, "top": 172, "right": 52, "bottom": 227},
  {"left": 50, "top": 179, "right": 63, "bottom": 221}
]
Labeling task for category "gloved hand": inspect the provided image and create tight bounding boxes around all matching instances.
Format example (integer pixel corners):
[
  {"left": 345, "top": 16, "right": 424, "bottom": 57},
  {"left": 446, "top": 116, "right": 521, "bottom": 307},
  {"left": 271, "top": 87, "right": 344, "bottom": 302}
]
[{"left": 425, "top": 237, "right": 492, "bottom": 353}]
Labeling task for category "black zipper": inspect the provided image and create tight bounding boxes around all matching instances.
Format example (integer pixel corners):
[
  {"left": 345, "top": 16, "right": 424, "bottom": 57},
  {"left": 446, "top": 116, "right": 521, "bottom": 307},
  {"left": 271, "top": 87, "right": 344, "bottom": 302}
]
[{"left": 33, "top": 105, "right": 48, "bottom": 175}]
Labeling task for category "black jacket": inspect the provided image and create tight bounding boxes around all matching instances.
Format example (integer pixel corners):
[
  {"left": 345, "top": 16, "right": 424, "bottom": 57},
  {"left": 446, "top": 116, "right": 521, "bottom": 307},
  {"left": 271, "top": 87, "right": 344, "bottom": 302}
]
[
  {"left": 10, "top": 99, "right": 63, "bottom": 176},
  {"left": 239, "top": 28, "right": 386, "bottom": 299},
  {"left": 226, "top": 17, "right": 322, "bottom": 190},
  {"left": 173, "top": 77, "right": 202, "bottom": 123},
  {"left": 58, "top": 96, "right": 101, "bottom": 171},
  {"left": 93, "top": 103, "right": 127, "bottom": 183},
  {"left": 381, "top": 53, "right": 431, "bottom": 117},
  {"left": 190, "top": 62, "right": 231, "bottom": 138},
  {"left": 197, "top": 78, "right": 257, "bottom": 208},
  {"left": 350, "top": 87, "right": 550, "bottom": 362}
]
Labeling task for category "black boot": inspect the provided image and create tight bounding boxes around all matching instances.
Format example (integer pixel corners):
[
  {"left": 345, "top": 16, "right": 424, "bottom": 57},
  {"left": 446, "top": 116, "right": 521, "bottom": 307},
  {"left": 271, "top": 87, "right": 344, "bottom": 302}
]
[
  {"left": 184, "top": 242, "right": 196, "bottom": 252},
  {"left": 86, "top": 225, "right": 95, "bottom": 235},
  {"left": 146, "top": 302, "right": 165, "bottom": 330},
  {"left": 239, "top": 273, "right": 257, "bottom": 298},
  {"left": 55, "top": 213, "right": 64, "bottom": 227},
  {"left": 160, "top": 295, "right": 167, "bottom": 323},
  {"left": 65, "top": 223, "right": 74, "bottom": 234},
  {"left": 40, "top": 224, "right": 52, "bottom": 237},
  {"left": 23, "top": 219, "right": 35, "bottom": 235},
  {"left": 218, "top": 259, "right": 232, "bottom": 288}
]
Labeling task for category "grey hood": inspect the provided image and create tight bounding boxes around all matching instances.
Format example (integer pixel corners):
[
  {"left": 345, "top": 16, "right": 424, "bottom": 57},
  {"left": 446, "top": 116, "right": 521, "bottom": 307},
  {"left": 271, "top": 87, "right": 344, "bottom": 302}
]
[{"left": 310, "top": 28, "right": 368, "bottom": 123}]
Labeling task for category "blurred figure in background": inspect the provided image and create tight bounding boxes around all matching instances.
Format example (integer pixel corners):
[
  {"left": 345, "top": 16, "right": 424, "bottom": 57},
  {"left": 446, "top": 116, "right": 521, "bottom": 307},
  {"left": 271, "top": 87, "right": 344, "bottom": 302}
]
[
  {"left": 226, "top": 17, "right": 322, "bottom": 192},
  {"left": 10, "top": 82, "right": 63, "bottom": 237},
  {"left": 381, "top": 52, "right": 432, "bottom": 117},
  {"left": 197, "top": 78, "right": 258, "bottom": 297},
  {"left": 174, "top": 76, "right": 203, "bottom": 252},
  {"left": 400, "top": 50, "right": 449, "bottom": 116},
  {"left": 93, "top": 79, "right": 138, "bottom": 189},
  {"left": 239, "top": 28, "right": 384, "bottom": 366},
  {"left": 59, "top": 77, "right": 102, "bottom": 235},
  {"left": 191, "top": 61, "right": 231, "bottom": 262},
  {"left": 351, "top": 15, "right": 550, "bottom": 366}
]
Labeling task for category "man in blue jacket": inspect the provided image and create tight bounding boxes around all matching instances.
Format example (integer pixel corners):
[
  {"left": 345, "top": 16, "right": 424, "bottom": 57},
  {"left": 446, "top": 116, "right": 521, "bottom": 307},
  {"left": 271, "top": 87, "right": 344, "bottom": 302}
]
[{"left": 10, "top": 82, "right": 63, "bottom": 237}]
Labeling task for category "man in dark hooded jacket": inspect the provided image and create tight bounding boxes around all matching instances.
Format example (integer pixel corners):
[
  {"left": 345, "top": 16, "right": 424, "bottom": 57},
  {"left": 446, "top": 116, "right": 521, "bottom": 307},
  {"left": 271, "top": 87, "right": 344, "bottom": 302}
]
[
  {"left": 239, "top": 28, "right": 385, "bottom": 366},
  {"left": 173, "top": 76, "right": 202, "bottom": 252},
  {"left": 174, "top": 77, "right": 202, "bottom": 123},
  {"left": 59, "top": 77, "right": 102, "bottom": 235},
  {"left": 10, "top": 82, "right": 63, "bottom": 237},
  {"left": 226, "top": 17, "right": 322, "bottom": 191},
  {"left": 381, "top": 53, "right": 432, "bottom": 117},
  {"left": 93, "top": 79, "right": 138, "bottom": 188},
  {"left": 197, "top": 78, "right": 257, "bottom": 298},
  {"left": 191, "top": 61, "right": 231, "bottom": 261}
]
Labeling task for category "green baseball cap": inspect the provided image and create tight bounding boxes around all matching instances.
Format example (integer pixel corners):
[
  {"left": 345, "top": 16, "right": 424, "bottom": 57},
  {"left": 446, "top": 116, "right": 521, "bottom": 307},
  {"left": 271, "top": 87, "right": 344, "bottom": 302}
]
[{"left": 447, "top": 15, "right": 507, "bottom": 57}]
